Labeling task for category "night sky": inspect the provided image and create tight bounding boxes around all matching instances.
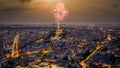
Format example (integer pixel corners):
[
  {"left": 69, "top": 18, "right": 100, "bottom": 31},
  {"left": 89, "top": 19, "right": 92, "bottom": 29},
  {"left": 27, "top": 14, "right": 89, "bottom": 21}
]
[{"left": 0, "top": 0, "right": 120, "bottom": 24}]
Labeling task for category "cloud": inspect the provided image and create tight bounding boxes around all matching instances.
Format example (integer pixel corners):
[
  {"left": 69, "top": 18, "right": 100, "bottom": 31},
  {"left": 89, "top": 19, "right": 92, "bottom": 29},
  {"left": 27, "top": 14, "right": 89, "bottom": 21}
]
[
  {"left": 0, "top": 0, "right": 32, "bottom": 9},
  {"left": 99, "top": 0, "right": 120, "bottom": 8},
  {"left": 111, "top": 0, "right": 120, "bottom": 8},
  {"left": 19, "top": 0, "right": 31, "bottom": 3},
  {"left": 0, "top": 0, "right": 120, "bottom": 24}
]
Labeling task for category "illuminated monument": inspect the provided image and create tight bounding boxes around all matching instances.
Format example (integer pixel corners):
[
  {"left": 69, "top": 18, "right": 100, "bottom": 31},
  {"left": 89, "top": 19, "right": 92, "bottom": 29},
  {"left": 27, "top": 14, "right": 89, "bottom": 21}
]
[{"left": 52, "top": 2, "right": 68, "bottom": 40}]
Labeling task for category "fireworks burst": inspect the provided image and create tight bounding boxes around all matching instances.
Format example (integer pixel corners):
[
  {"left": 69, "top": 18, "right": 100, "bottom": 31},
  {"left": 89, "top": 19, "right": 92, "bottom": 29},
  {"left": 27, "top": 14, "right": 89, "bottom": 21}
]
[{"left": 53, "top": 2, "right": 69, "bottom": 22}]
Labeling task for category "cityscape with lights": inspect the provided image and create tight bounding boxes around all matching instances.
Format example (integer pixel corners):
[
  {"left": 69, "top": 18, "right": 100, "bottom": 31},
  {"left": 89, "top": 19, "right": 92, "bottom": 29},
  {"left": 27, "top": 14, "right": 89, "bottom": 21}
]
[
  {"left": 0, "top": 23, "right": 120, "bottom": 68},
  {"left": 0, "top": 0, "right": 120, "bottom": 68}
]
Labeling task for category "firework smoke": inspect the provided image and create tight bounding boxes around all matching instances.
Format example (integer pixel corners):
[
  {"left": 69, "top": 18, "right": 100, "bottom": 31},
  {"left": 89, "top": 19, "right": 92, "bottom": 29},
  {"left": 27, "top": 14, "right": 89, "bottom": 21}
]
[{"left": 53, "top": 2, "right": 68, "bottom": 22}]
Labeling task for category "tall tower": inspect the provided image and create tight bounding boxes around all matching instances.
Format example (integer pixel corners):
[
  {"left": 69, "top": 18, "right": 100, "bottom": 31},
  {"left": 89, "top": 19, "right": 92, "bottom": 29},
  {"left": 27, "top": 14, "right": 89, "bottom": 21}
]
[
  {"left": 11, "top": 34, "right": 20, "bottom": 58},
  {"left": 56, "top": 21, "right": 62, "bottom": 34},
  {"left": 57, "top": 21, "right": 60, "bottom": 30}
]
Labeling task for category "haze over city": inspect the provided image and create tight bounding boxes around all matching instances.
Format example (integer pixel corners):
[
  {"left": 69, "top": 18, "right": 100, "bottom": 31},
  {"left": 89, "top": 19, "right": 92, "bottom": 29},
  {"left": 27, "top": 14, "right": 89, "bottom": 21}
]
[{"left": 0, "top": 0, "right": 120, "bottom": 24}]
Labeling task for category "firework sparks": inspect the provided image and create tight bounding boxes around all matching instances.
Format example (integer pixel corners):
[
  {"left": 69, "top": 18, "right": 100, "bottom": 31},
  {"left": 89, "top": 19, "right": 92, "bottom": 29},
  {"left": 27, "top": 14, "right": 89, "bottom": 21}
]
[{"left": 53, "top": 2, "right": 68, "bottom": 22}]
